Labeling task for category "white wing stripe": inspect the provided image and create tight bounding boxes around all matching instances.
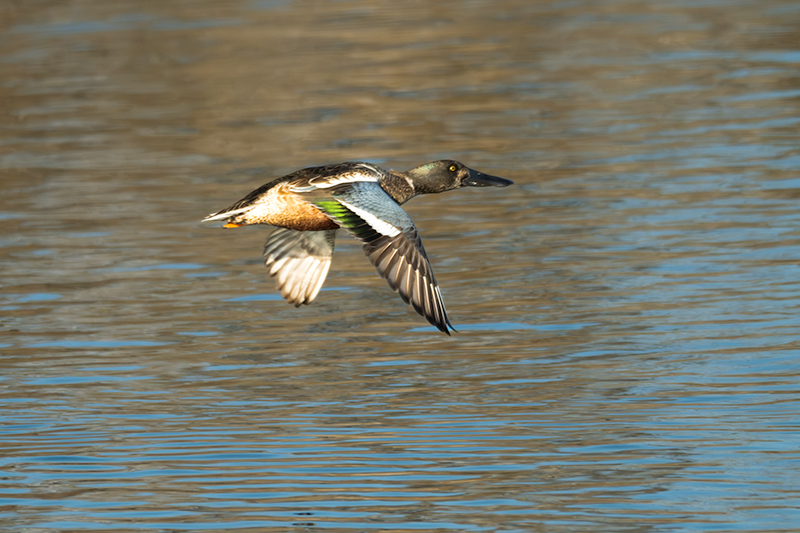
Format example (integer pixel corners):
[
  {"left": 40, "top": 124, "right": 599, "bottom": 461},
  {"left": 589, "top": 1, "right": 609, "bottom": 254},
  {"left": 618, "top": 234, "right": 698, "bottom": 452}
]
[{"left": 338, "top": 199, "right": 402, "bottom": 237}]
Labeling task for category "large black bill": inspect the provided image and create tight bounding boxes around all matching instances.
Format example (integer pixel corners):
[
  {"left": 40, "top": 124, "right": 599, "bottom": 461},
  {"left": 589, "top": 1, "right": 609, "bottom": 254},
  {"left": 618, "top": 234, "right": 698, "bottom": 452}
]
[{"left": 464, "top": 169, "right": 514, "bottom": 187}]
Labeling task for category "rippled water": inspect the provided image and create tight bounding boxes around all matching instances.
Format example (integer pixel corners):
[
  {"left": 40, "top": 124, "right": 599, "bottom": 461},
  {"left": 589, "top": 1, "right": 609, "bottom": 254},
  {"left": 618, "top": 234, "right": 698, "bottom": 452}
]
[{"left": 2, "top": 0, "right": 799, "bottom": 531}]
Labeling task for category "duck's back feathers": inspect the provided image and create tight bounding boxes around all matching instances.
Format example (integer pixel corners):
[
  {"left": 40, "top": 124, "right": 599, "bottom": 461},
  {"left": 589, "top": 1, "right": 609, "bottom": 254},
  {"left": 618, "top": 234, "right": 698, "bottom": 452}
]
[
  {"left": 203, "top": 163, "right": 385, "bottom": 229},
  {"left": 299, "top": 162, "right": 385, "bottom": 190}
]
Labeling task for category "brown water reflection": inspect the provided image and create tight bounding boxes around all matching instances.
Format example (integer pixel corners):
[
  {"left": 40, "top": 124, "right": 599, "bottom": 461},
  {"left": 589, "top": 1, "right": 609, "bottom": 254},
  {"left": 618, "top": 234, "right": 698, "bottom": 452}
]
[{"left": 2, "top": 0, "right": 800, "bottom": 531}]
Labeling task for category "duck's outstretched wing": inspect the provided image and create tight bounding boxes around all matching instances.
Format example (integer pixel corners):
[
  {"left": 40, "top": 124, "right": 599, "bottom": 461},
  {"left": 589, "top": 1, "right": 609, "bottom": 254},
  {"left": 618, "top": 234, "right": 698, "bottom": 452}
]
[
  {"left": 310, "top": 181, "right": 454, "bottom": 335},
  {"left": 263, "top": 228, "right": 336, "bottom": 306}
]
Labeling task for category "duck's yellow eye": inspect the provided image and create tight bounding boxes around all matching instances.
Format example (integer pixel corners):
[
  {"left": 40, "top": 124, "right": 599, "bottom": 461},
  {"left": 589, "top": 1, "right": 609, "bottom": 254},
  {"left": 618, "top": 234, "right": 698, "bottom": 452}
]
[{"left": 449, "top": 165, "right": 457, "bottom": 172}]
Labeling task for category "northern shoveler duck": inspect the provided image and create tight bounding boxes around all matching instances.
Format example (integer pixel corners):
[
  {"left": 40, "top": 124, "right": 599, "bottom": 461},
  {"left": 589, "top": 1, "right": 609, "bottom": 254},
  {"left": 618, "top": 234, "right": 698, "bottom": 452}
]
[{"left": 203, "top": 160, "right": 513, "bottom": 334}]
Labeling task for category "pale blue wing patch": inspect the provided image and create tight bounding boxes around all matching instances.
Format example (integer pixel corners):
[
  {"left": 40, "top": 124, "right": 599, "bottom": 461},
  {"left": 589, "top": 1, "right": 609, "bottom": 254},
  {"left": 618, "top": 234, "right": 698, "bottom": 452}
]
[
  {"left": 331, "top": 181, "right": 414, "bottom": 235},
  {"left": 310, "top": 181, "right": 454, "bottom": 334}
]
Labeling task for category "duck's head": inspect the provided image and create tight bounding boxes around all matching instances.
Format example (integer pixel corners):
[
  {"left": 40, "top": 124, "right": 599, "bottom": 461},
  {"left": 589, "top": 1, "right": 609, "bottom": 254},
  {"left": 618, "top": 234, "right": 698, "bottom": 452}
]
[{"left": 405, "top": 160, "right": 513, "bottom": 195}]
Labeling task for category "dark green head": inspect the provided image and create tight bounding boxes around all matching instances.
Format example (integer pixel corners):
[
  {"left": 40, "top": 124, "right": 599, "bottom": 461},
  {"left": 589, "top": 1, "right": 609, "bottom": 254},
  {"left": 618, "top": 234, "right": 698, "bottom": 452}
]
[{"left": 404, "top": 160, "right": 513, "bottom": 196}]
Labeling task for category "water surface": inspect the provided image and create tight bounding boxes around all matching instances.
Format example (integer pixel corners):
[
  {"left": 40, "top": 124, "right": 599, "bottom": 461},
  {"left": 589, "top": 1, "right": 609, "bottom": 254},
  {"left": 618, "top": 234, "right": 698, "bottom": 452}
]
[{"left": 1, "top": 0, "right": 799, "bottom": 531}]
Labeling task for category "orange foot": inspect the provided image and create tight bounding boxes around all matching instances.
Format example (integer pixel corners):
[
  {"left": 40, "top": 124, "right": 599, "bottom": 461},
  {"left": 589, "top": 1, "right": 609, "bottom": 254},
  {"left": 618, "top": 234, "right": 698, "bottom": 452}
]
[{"left": 223, "top": 223, "right": 242, "bottom": 228}]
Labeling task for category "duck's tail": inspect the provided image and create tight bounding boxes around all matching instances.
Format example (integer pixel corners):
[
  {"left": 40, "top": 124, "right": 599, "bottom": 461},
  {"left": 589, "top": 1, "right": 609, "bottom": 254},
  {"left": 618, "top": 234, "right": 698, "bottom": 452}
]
[{"left": 202, "top": 205, "right": 254, "bottom": 227}]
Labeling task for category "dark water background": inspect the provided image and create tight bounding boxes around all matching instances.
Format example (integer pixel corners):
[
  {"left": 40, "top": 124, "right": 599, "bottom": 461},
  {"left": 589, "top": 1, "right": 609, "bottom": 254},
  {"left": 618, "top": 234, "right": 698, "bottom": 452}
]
[{"left": 1, "top": 0, "right": 799, "bottom": 531}]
